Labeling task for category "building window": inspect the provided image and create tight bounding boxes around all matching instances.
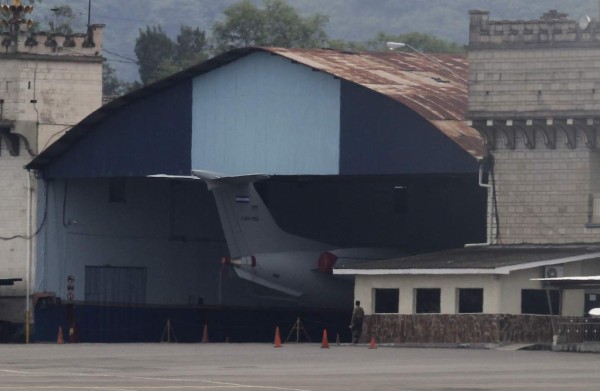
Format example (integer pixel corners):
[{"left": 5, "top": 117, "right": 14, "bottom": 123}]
[
  {"left": 415, "top": 288, "right": 441, "bottom": 313},
  {"left": 458, "top": 288, "right": 483, "bottom": 313},
  {"left": 521, "top": 289, "right": 560, "bottom": 315},
  {"left": 589, "top": 193, "right": 600, "bottom": 225},
  {"left": 374, "top": 288, "right": 399, "bottom": 313},
  {"left": 109, "top": 178, "right": 127, "bottom": 203}
]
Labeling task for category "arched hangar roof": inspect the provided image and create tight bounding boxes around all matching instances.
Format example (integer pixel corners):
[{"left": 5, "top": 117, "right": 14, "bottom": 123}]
[{"left": 27, "top": 47, "right": 483, "bottom": 171}]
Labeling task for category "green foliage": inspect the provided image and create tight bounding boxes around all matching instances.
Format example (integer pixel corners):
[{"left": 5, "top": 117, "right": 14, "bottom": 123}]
[
  {"left": 329, "top": 32, "right": 465, "bottom": 54},
  {"left": 212, "top": 0, "right": 329, "bottom": 52},
  {"left": 176, "top": 26, "right": 209, "bottom": 69},
  {"left": 134, "top": 25, "right": 210, "bottom": 85},
  {"left": 47, "top": 5, "right": 75, "bottom": 34},
  {"left": 134, "top": 26, "right": 175, "bottom": 84},
  {"left": 102, "top": 60, "right": 133, "bottom": 97}
]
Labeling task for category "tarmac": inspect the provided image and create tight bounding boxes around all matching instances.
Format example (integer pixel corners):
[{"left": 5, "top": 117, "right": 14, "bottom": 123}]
[{"left": 1, "top": 342, "right": 600, "bottom": 390}]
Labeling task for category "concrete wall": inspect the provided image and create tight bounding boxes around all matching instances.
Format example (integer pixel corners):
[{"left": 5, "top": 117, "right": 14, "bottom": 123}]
[
  {"left": 0, "top": 144, "right": 30, "bottom": 323},
  {"left": 191, "top": 52, "right": 341, "bottom": 175},
  {"left": 0, "top": 31, "right": 103, "bottom": 325}
]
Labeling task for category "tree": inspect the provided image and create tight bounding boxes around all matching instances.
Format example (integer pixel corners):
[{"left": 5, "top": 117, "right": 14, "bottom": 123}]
[
  {"left": 134, "top": 26, "right": 176, "bottom": 85},
  {"left": 134, "top": 25, "right": 210, "bottom": 85},
  {"left": 212, "top": 0, "right": 329, "bottom": 52},
  {"left": 175, "top": 26, "right": 209, "bottom": 69},
  {"left": 102, "top": 60, "right": 132, "bottom": 97},
  {"left": 47, "top": 5, "right": 75, "bottom": 34}
]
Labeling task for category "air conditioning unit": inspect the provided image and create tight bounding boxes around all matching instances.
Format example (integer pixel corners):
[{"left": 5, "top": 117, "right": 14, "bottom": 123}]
[{"left": 544, "top": 265, "right": 564, "bottom": 279}]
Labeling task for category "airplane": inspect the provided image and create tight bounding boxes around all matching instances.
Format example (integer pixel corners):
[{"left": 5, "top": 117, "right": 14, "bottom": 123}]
[{"left": 150, "top": 170, "right": 406, "bottom": 309}]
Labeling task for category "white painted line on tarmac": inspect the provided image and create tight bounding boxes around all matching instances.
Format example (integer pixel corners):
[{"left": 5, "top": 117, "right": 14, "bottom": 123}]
[
  {"left": 0, "top": 384, "right": 309, "bottom": 391},
  {"left": 0, "top": 369, "right": 313, "bottom": 391},
  {"left": 130, "top": 377, "right": 312, "bottom": 391}
]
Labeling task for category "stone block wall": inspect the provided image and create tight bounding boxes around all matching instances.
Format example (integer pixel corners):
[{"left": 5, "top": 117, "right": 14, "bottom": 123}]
[
  {"left": 468, "top": 10, "right": 600, "bottom": 244},
  {"left": 469, "top": 46, "right": 600, "bottom": 118},
  {"left": 364, "top": 314, "right": 579, "bottom": 344},
  {"left": 490, "top": 133, "right": 600, "bottom": 243}
]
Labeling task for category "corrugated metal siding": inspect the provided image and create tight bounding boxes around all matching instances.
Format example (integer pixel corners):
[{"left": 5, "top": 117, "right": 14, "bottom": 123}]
[
  {"left": 191, "top": 52, "right": 341, "bottom": 175},
  {"left": 41, "top": 80, "right": 193, "bottom": 178},
  {"left": 266, "top": 48, "right": 483, "bottom": 159},
  {"left": 31, "top": 47, "right": 483, "bottom": 176},
  {"left": 339, "top": 81, "right": 479, "bottom": 175}
]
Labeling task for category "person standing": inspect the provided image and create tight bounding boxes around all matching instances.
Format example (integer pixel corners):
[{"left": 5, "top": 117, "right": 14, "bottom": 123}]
[{"left": 350, "top": 300, "right": 365, "bottom": 344}]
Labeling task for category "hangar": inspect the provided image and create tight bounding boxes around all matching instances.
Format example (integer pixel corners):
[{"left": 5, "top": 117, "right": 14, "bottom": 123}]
[{"left": 26, "top": 47, "right": 486, "bottom": 342}]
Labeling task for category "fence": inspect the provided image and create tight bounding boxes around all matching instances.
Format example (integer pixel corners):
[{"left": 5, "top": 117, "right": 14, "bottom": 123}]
[{"left": 556, "top": 319, "right": 600, "bottom": 343}]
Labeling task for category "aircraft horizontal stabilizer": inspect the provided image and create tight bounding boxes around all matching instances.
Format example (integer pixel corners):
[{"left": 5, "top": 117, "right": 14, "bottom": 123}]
[{"left": 192, "top": 169, "right": 270, "bottom": 185}]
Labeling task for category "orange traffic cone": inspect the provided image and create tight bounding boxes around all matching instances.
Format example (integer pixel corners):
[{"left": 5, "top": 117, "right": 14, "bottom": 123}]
[
  {"left": 369, "top": 336, "right": 377, "bottom": 349},
  {"left": 274, "top": 326, "right": 282, "bottom": 348},
  {"left": 56, "top": 326, "right": 64, "bottom": 344},
  {"left": 320, "top": 329, "right": 329, "bottom": 349},
  {"left": 202, "top": 324, "right": 209, "bottom": 343}
]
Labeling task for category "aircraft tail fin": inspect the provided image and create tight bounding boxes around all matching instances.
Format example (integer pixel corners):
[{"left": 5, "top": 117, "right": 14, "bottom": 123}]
[{"left": 191, "top": 170, "right": 327, "bottom": 258}]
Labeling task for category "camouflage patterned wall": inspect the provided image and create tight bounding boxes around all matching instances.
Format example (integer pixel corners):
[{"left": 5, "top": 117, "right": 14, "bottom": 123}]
[{"left": 363, "top": 314, "right": 584, "bottom": 344}]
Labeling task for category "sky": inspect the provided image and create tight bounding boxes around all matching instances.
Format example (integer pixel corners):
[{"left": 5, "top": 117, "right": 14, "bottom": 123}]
[{"left": 27, "top": 0, "right": 600, "bottom": 82}]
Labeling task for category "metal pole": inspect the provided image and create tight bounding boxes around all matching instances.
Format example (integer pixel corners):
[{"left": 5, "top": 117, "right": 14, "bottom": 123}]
[
  {"left": 25, "top": 170, "right": 33, "bottom": 343},
  {"left": 87, "top": 0, "right": 91, "bottom": 28}
]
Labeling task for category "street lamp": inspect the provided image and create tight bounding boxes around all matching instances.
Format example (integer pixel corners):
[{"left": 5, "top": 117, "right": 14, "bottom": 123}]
[{"left": 385, "top": 41, "right": 467, "bottom": 83}]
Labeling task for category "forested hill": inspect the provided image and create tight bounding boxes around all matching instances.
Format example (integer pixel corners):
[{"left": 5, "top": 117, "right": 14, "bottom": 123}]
[{"left": 32, "top": 0, "right": 600, "bottom": 81}]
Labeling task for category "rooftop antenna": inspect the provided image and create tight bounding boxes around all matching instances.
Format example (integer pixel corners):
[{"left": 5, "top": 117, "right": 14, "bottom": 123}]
[
  {"left": 88, "top": 0, "right": 91, "bottom": 30},
  {"left": 82, "top": 0, "right": 94, "bottom": 47}
]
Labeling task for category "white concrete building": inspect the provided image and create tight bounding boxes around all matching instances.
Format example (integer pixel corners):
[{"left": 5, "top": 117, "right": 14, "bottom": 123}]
[{"left": 0, "top": 3, "right": 103, "bottom": 339}]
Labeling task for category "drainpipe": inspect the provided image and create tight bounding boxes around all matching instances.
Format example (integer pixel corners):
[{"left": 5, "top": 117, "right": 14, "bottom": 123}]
[
  {"left": 25, "top": 169, "right": 33, "bottom": 343},
  {"left": 465, "top": 157, "right": 493, "bottom": 247}
]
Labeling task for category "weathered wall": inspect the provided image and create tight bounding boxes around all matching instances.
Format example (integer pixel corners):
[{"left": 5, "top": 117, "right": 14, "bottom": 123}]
[
  {"left": 0, "top": 144, "right": 30, "bottom": 323},
  {"left": 364, "top": 314, "right": 579, "bottom": 344},
  {"left": 468, "top": 10, "right": 600, "bottom": 244},
  {"left": 468, "top": 10, "right": 600, "bottom": 118},
  {"left": 0, "top": 29, "right": 103, "bottom": 326},
  {"left": 484, "top": 132, "right": 600, "bottom": 244}
]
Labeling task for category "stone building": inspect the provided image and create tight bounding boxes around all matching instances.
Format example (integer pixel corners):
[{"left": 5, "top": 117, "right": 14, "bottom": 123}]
[
  {"left": 0, "top": 1, "right": 103, "bottom": 339},
  {"left": 468, "top": 9, "right": 600, "bottom": 244},
  {"left": 336, "top": 9, "right": 600, "bottom": 346}
]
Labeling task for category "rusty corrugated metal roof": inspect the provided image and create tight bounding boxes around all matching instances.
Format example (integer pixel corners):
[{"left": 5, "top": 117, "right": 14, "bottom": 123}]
[{"left": 264, "top": 48, "right": 483, "bottom": 159}]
